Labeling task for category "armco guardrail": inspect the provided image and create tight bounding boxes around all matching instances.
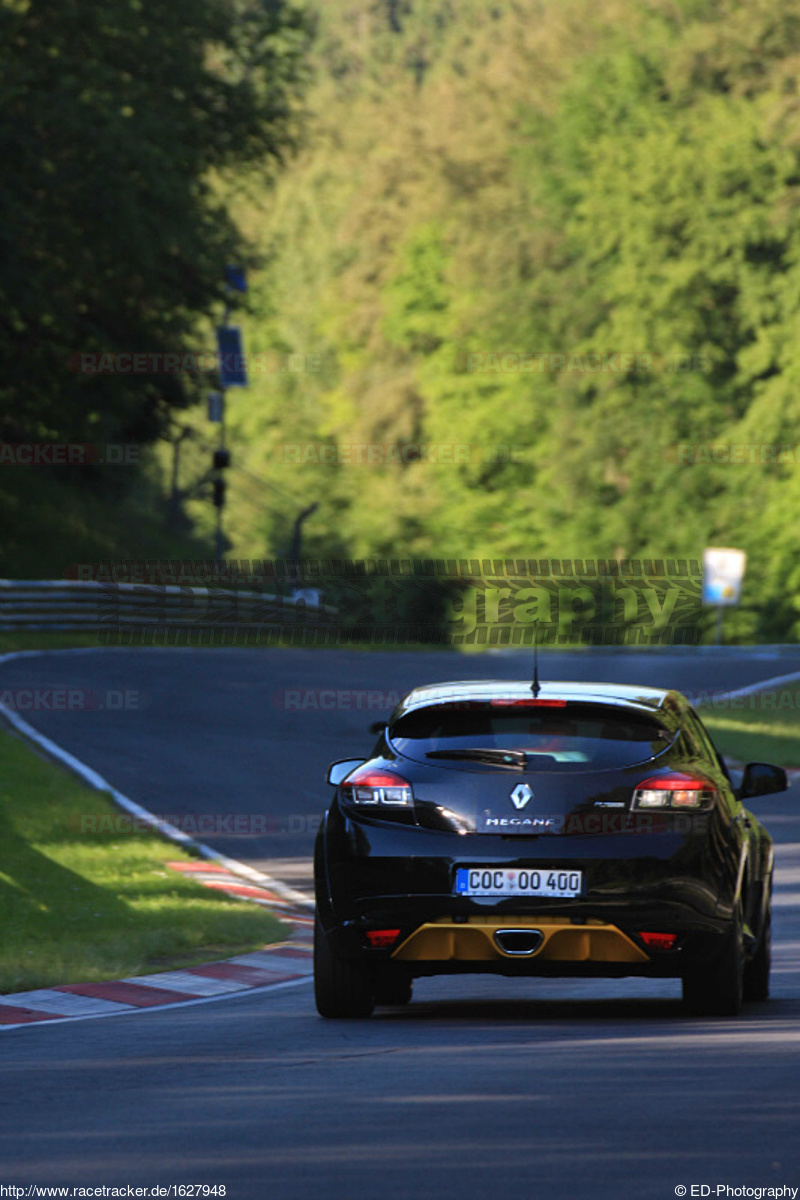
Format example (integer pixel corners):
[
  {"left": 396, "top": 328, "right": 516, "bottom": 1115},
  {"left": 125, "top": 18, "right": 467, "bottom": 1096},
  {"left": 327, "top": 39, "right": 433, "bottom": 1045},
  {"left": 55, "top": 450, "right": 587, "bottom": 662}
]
[{"left": 0, "top": 579, "right": 338, "bottom": 632}]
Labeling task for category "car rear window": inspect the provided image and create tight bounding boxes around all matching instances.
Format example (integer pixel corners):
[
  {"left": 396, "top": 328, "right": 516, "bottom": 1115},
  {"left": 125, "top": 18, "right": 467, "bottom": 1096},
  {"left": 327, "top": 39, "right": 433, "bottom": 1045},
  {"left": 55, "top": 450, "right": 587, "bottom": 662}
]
[{"left": 389, "top": 702, "right": 673, "bottom": 770}]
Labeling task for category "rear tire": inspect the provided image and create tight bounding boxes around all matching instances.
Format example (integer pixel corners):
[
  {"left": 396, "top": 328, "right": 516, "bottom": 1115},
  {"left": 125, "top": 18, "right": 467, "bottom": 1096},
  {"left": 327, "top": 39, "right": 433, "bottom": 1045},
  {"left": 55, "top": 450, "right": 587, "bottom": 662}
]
[
  {"left": 682, "top": 908, "right": 744, "bottom": 1017},
  {"left": 314, "top": 915, "right": 375, "bottom": 1018},
  {"left": 743, "top": 891, "right": 771, "bottom": 1003},
  {"left": 374, "top": 968, "right": 413, "bottom": 1007}
]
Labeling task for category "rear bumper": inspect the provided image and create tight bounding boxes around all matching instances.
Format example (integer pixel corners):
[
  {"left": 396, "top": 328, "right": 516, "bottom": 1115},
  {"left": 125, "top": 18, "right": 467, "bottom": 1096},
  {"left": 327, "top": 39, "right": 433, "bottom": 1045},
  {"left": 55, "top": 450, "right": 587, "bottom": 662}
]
[
  {"left": 324, "top": 910, "right": 725, "bottom": 979},
  {"left": 392, "top": 917, "right": 652, "bottom": 973},
  {"left": 316, "top": 805, "right": 742, "bottom": 977}
]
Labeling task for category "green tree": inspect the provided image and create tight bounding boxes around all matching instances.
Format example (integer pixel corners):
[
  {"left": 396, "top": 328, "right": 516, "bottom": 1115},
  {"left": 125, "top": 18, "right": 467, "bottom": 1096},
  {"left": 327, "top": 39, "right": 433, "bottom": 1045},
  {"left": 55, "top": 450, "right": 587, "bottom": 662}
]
[
  {"left": 187, "top": 0, "right": 800, "bottom": 639},
  {"left": 0, "top": 0, "right": 310, "bottom": 449}
]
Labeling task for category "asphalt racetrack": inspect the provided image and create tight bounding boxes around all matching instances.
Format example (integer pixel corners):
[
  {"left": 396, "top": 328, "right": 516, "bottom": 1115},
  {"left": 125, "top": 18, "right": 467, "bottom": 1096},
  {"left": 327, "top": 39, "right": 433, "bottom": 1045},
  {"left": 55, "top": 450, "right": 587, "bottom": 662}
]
[
  {"left": 1, "top": 645, "right": 800, "bottom": 883},
  {"left": 1, "top": 646, "right": 800, "bottom": 1200}
]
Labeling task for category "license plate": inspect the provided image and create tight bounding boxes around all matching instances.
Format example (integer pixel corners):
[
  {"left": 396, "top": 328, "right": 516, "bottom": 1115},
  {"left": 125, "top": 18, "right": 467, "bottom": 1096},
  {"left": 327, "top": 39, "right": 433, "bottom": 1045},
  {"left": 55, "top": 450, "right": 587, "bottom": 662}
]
[{"left": 455, "top": 867, "right": 583, "bottom": 898}]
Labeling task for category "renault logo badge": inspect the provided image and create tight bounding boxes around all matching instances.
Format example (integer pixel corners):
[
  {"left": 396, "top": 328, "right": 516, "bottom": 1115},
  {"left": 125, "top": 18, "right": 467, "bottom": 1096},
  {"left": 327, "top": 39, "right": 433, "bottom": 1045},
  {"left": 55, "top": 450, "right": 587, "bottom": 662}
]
[{"left": 510, "top": 783, "right": 533, "bottom": 810}]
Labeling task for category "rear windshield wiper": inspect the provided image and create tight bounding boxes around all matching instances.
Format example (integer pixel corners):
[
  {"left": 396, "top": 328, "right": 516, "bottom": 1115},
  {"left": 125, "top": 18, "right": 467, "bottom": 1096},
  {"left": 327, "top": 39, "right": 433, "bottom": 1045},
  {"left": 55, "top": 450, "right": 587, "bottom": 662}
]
[{"left": 426, "top": 748, "right": 527, "bottom": 770}]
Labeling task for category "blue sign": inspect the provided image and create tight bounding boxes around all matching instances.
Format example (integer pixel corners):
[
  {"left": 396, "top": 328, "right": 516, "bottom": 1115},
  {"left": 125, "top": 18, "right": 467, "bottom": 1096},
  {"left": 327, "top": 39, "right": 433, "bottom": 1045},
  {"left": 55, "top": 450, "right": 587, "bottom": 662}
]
[
  {"left": 216, "top": 326, "right": 247, "bottom": 388},
  {"left": 225, "top": 265, "right": 247, "bottom": 293}
]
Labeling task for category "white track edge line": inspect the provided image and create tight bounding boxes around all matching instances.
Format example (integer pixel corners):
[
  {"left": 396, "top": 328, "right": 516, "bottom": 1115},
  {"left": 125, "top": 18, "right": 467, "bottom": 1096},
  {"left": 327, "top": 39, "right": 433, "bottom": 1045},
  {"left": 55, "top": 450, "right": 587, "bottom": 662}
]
[
  {"left": 1, "top": 647, "right": 799, "bottom": 1029},
  {"left": 2, "top": 649, "right": 797, "bottom": 912},
  {"left": 0, "top": 649, "right": 313, "bottom": 908},
  {"left": 693, "top": 669, "right": 800, "bottom": 704}
]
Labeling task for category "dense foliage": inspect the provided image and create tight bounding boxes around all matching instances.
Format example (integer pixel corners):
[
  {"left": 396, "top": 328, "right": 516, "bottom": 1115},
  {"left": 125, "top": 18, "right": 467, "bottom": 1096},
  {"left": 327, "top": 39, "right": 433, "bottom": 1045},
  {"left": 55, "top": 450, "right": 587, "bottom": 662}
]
[
  {"left": 220, "top": 0, "right": 800, "bottom": 640},
  {"left": 4, "top": 0, "right": 800, "bottom": 641},
  {"left": 0, "top": 0, "right": 309, "bottom": 572}
]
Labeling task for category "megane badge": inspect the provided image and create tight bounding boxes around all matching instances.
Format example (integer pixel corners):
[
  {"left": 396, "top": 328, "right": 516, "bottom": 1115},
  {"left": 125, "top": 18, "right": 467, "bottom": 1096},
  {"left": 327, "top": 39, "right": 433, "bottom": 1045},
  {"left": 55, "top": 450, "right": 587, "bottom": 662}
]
[{"left": 510, "top": 783, "right": 533, "bottom": 810}]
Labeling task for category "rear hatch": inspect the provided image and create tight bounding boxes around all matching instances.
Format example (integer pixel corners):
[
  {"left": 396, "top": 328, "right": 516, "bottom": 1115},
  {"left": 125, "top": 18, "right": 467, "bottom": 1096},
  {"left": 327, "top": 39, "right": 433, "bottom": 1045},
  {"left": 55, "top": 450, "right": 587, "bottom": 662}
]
[{"left": 386, "top": 698, "right": 681, "bottom": 834}]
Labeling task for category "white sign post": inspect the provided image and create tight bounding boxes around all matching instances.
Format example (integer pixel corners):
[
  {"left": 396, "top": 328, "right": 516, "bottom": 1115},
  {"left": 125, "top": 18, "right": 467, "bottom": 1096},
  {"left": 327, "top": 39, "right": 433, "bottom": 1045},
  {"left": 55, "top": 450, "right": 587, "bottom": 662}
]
[{"left": 703, "top": 547, "right": 747, "bottom": 645}]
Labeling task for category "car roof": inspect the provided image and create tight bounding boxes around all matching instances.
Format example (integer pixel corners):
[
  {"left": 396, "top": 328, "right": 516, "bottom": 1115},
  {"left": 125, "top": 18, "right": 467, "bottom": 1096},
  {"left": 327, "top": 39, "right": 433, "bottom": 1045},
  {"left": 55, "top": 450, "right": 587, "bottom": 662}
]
[{"left": 393, "top": 680, "right": 686, "bottom": 720}]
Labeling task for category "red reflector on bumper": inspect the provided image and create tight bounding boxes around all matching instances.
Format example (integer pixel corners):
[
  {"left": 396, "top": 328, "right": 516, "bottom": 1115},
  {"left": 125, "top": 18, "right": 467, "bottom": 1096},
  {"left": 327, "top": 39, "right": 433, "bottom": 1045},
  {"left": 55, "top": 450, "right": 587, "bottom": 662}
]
[
  {"left": 639, "top": 931, "right": 678, "bottom": 950},
  {"left": 365, "top": 929, "right": 401, "bottom": 948}
]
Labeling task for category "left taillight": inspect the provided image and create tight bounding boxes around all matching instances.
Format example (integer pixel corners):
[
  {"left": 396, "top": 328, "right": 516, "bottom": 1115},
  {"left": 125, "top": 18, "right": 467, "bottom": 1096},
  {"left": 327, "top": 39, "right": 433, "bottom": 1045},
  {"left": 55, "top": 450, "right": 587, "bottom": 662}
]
[
  {"left": 631, "top": 771, "right": 716, "bottom": 812},
  {"left": 341, "top": 766, "right": 413, "bottom": 807}
]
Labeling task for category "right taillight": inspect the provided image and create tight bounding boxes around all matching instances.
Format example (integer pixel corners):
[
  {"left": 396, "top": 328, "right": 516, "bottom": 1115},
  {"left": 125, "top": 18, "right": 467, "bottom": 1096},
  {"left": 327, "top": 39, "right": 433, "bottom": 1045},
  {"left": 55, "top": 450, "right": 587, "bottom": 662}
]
[{"left": 632, "top": 771, "right": 716, "bottom": 812}]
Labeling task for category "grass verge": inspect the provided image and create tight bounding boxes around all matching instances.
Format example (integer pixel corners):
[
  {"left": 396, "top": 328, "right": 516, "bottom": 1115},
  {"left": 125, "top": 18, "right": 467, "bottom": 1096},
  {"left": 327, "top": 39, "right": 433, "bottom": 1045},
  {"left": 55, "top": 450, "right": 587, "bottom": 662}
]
[
  {"left": 700, "top": 685, "right": 800, "bottom": 768},
  {"left": 0, "top": 629, "right": 476, "bottom": 655},
  {"left": 0, "top": 725, "right": 284, "bottom": 994},
  {"left": 0, "top": 632, "right": 105, "bottom": 656}
]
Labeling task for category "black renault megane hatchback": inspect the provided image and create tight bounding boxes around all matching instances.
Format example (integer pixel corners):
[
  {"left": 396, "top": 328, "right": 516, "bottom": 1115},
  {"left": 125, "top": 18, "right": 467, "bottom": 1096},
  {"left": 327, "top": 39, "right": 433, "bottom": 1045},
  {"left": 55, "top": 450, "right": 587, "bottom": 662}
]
[{"left": 314, "top": 680, "right": 787, "bottom": 1018}]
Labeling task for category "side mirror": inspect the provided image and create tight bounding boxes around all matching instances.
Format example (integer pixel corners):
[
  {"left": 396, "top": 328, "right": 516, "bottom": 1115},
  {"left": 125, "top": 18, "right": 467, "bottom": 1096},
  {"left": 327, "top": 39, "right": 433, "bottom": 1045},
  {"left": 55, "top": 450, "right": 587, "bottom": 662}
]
[
  {"left": 739, "top": 761, "right": 788, "bottom": 800},
  {"left": 326, "top": 758, "right": 364, "bottom": 787},
  {"left": 369, "top": 721, "right": 387, "bottom": 736}
]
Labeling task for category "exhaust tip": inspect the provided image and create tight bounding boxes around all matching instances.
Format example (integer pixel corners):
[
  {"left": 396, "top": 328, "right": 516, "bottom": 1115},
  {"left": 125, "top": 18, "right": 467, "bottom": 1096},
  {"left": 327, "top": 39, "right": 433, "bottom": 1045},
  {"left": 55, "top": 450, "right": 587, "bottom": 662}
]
[{"left": 494, "top": 928, "right": 544, "bottom": 956}]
